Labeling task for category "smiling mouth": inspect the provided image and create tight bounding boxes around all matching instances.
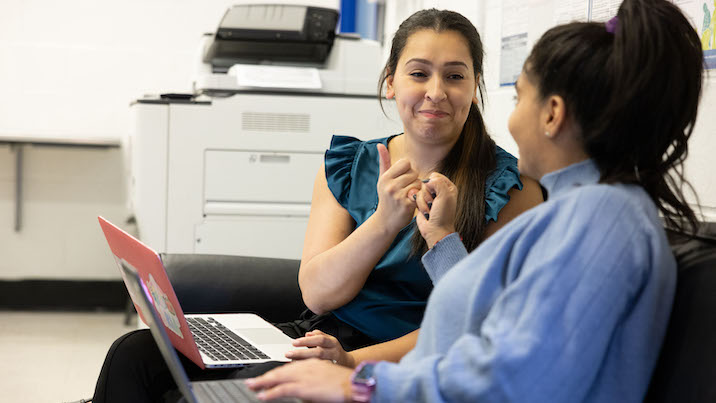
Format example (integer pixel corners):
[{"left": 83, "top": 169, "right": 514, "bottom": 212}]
[{"left": 419, "top": 110, "right": 449, "bottom": 118}]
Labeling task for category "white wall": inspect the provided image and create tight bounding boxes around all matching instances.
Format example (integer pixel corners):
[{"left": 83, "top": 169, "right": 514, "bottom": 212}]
[{"left": 0, "top": 0, "right": 238, "bottom": 141}]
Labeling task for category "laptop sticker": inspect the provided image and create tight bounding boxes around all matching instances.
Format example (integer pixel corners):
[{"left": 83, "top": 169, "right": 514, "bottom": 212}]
[{"left": 148, "top": 273, "right": 183, "bottom": 338}]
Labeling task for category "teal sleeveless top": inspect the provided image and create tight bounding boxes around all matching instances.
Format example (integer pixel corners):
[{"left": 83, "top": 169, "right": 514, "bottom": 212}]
[{"left": 324, "top": 134, "right": 523, "bottom": 342}]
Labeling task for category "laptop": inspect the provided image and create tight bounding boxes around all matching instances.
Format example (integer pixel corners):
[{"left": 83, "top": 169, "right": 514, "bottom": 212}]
[
  {"left": 98, "top": 216, "right": 301, "bottom": 369},
  {"left": 118, "top": 259, "right": 299, "bottom": 403}
]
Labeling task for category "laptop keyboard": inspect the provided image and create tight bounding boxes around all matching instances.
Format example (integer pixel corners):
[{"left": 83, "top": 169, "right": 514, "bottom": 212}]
[
  {"left": 194, "top": 379, "right": 259, "bottom": 402},
  {"left": 193, "top": 379, "right": 300, "bottom": 403},
  {"left": 187, "top": 317, "right": 270, "bottom": 362}
]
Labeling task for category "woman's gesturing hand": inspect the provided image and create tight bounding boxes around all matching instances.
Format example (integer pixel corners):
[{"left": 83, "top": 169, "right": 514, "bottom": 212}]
[
  {"left": 414, "top": 172, "right": 458, "bottom": 248},
  {"left": 284, "top": 330, "right": 356, "bottom": 368},
  {"left": 374, "top": 143, "right": 421, "bottom": 234}
]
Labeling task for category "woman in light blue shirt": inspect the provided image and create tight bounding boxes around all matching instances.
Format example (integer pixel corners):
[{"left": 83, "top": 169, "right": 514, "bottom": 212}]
[{"left": 247, "top": 0, "right": 703, "bottom": 401}]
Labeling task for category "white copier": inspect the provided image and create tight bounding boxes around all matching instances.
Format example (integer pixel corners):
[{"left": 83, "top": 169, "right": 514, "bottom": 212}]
[{"left": 129, "top": 3, "right": 401, "bottom": 260}]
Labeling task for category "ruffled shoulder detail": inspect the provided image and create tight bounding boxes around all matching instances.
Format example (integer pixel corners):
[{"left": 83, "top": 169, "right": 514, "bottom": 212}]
[
  {"left": 484, "top": 146, "right": 524, "bottom": 223},
  {"left": 324, "top": 135, "right": 363, "bottom": 207}
]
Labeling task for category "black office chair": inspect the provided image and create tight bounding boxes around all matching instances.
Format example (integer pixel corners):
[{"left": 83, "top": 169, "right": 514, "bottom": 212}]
[
  {"left": 645, "top": 222, "right": 716, "bottom": 402},
  {"left": 123, "top": 254, "right": 305, "bottom": 326},
  {"left": 163, "top": 253, "right": 305, "bottom": 324}
]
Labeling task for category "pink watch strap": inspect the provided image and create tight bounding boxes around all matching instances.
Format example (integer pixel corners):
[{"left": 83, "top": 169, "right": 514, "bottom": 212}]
[{"left": 351, "top": 361, "right": 378, "bottom": 402}]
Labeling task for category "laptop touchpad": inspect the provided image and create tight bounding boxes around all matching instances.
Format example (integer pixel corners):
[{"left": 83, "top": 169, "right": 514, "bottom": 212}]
[{"left": 240, "top": 328, "right": 292, "bottom": 344}]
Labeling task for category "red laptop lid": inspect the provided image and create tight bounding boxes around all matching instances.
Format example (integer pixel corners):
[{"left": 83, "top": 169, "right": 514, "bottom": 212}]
[{"left": 98, "top": 216, "right": 205, "bottom": 369}]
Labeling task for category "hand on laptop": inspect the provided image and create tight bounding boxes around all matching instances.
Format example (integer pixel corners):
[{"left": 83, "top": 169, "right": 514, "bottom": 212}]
[
  {"left": 245, "top": 359, "right": 352, "bottom": 402},
  {"left": 284, "top": 330, "right": 355, "bottom": 368}
]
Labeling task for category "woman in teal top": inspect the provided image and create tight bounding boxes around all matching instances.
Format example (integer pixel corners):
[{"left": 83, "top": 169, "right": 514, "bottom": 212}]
[
  {"left": 288, "top": 9, "right": 543, "bottom": 365},
  {"left": 322, "top": 134, "right": 526, "bottom": 342}
]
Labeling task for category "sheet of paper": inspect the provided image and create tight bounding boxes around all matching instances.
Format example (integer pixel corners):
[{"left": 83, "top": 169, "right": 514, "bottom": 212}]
[
  {"left": 230, "top": 65, "right": 323, "bottom": 89},
  {"left": 590, "top": 0, "right": 621, "bottom": 21},
  {"left": 554, "top": 0, "right": 589, "bottom": 24},
  {"left": 500, "top": 0, "right": 530, "bottom": 86}
]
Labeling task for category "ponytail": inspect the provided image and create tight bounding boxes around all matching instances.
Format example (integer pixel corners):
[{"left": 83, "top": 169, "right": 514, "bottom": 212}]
[{"left": 525, "top": 0, "right": 702, "bottom": 233}]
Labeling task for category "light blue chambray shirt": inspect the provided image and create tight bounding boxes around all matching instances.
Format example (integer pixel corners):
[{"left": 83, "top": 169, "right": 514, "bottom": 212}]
[{"left": 373, "top": 159, "right": 676, "bottom": 402}]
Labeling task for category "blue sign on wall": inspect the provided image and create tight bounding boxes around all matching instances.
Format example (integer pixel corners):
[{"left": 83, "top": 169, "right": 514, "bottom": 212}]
[{"left": 705, "top": 49, "right": 716, "bottom": 70}]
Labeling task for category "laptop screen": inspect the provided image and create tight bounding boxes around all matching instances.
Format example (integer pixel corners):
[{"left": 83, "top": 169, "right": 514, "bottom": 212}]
[{"left": 119, "top": 260, "right": 198, "bottom": 403}]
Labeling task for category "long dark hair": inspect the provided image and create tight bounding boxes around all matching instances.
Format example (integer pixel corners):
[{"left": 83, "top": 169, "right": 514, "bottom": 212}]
[
  {"left": 378, "top": 9, "right": 497, "bottom": 255},
  {"left": 524, "top": 0, "right": 701, "bottom": 232}
]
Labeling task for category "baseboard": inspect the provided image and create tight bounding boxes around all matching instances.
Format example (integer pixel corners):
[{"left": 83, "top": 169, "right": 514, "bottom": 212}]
[{"left": 0, "top": 279, "right": 129, "bottom": 311}]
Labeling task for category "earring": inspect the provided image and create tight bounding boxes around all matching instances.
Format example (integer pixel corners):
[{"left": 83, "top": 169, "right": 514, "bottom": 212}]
[{"left": 545, "top": 131, "right": 551, "bottom": 137}]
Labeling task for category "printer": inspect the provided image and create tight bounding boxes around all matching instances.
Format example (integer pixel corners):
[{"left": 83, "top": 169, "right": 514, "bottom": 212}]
[
  {"left": 129, "top": 2, "right": 401, "bottom": 260},
  {"left": 193, "top": 3, "right": 383, "bottom": 97}
]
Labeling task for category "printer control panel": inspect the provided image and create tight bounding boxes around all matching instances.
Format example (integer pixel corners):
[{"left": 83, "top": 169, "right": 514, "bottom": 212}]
[{"left": 305, "top": 7, "right": 338, "bottom": 42}]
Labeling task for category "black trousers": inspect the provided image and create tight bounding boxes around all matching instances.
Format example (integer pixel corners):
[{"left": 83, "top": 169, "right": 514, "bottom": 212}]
[{"left": 92, "top": 311, "right": 374, "bottom": 403}]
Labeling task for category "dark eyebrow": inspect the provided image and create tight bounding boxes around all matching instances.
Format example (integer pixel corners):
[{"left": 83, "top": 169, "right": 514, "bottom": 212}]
[{"left": 405, "top": 58, "right": 469, "bottom": 69}]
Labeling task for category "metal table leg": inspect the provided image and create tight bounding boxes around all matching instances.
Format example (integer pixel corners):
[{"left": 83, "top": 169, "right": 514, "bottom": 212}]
[{"left": 12, "top": 143, "right": 23, "bottom": 232}]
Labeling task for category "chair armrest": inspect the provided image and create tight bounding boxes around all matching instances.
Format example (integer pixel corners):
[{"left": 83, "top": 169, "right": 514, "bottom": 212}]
[{"left": 160, "top": 253, "right": 306, "bottom": 324}]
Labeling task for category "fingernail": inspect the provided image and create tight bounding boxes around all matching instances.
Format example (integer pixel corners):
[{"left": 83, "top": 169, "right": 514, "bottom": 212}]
[
  {"left": 424, "top": 213, "right": 429, "bottom": 220},
  {"left": 285, "top": 351, "right": 294, "bottom": 357},
  {"left": 244, "top": 379, "right": 255, "bottom": 386},
  {"left": 422, "top": 178, "right": 430, "bottom": 183},
  {"left": 412, "top": 194, "right": 417, "bottom": 200},
  {"left": 427, "top": 202, "right": 432, "bottom": 209},
  {"left": 257, "top": 392, "right": 266, "bottom": 400}
]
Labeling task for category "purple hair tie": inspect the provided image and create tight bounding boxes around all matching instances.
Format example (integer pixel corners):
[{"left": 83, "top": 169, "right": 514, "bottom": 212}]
[{"left": 605, "top": 16, "right": 618, "bottom": 34}]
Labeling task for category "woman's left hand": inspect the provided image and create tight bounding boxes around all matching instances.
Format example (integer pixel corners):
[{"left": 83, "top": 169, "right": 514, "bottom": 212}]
[
  {"left": 245, "top": 359, "right": 353, "bottom": 402},
  {"left": 414, "top": 172, "right": 458, "bottom": 248},
  {"left": 285, "top": 330, "right": 356, "bottom": 368}
]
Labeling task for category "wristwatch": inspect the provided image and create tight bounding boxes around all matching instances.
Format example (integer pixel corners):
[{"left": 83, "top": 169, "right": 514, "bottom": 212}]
[{"left": 350, "top": 361, "right": 378, "bottom": 402}]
